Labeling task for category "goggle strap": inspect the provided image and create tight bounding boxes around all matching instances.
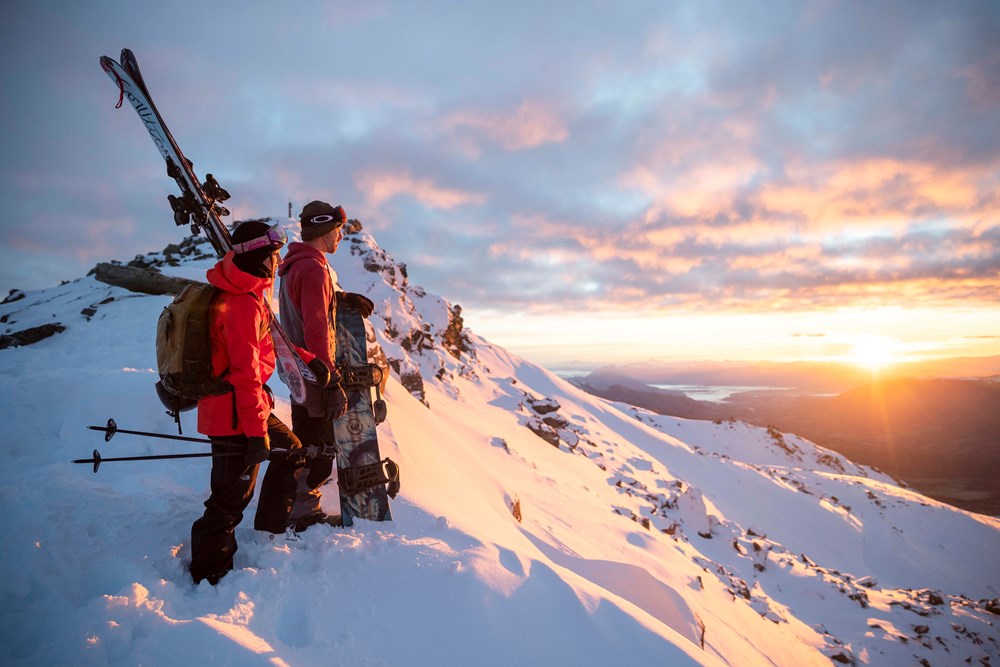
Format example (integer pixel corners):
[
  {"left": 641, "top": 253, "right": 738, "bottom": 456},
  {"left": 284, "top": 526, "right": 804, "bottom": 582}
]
[
  {"left": 232, "top": 224, "right": 287, "bottom": 254},
  {"left": 232, "top": 236, "right": 272, "bottom": 254}
]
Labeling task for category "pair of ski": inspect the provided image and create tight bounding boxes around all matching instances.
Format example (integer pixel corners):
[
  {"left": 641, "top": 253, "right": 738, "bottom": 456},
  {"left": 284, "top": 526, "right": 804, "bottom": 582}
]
[
  {"left": 99, "top": 49, "right": 395, "bottom": 524},
  {"left": 100, "top": 50, "right": 316, "bottom": 400}
]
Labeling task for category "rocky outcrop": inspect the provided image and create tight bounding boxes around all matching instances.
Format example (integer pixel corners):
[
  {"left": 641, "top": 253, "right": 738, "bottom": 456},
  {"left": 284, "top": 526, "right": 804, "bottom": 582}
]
[
  {"left": 125, "top": 234, "right": 216, "bottom": 270},
  {"left": 0, "top": 323, "right": 66, "bottom": 349},
  {"left": 343, "top": 230, "right": 484, "bottom": 407},
  {"left": 2, "top": 290, "right": 25, "bottom": 305},
  {"left": 92, "top": 263, "right": 199, "bottom": 296},
  {"left": 90, "top": 234, "right": 217, "bottom": 296},
  {"left": 442, "top": 305, "right": 473, "bottom": 360}
]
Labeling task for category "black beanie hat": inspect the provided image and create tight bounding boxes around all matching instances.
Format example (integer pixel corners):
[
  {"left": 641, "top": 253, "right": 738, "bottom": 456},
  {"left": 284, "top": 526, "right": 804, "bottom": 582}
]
[
  {"left": 231, "top": 220, "right": 277, "bottom": 278},
  {"left": 300, "top": 200, "right": 346, "bottom": 241}
]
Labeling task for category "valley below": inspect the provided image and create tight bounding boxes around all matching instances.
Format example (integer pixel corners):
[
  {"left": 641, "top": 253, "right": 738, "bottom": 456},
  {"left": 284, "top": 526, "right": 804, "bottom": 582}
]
[{"left": 574, "top": 366, "right": 1000, "bottom": 516}]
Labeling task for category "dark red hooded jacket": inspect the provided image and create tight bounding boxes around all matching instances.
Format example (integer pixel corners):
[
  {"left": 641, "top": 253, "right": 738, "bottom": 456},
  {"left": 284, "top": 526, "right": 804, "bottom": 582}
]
[{"left": 277, "top": 242, "right": 337, "bottom": 374}]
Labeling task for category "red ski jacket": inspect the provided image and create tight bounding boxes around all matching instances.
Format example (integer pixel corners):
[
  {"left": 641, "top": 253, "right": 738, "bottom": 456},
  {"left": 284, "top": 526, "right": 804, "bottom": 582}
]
[{"left": 197, "top": 252, "right": 314, "bottom": 437}]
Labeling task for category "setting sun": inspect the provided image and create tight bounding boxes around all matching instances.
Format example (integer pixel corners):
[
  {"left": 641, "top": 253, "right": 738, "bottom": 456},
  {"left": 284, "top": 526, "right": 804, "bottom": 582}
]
[{"left": 845, "top": 335, "right": 904, "bottom": 372}]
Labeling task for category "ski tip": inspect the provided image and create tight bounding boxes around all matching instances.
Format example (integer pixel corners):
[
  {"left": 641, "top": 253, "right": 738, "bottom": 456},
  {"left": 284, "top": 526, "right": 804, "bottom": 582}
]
[{"left": 99, "top": 55, "right": 115, "bottom": 71}]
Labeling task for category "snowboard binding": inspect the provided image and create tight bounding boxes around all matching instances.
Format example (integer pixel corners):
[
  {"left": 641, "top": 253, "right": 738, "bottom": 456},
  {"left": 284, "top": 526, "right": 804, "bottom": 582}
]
[
  {"left": 341, "top": 363, "right": 388, "bottom": 424},
  {"left": 338, "top": 458, "right": 400, "bottom": 499}
]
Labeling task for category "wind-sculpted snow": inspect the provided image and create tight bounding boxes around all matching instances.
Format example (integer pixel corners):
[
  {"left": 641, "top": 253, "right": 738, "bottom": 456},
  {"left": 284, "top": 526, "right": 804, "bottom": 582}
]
[{"left": 1, "top": 221, "right": 998, "bottom": 666}]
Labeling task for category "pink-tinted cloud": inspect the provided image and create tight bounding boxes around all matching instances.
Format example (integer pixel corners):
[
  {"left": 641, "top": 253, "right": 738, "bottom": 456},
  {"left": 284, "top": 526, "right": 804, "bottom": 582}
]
[
  {"left": 355, "top": 169, "right": 487, "bottom": 210},
  {"left": 441, "top": 100, "right": 569, "bottom": 155},
  {"left": 755, "top": 158, "right": 990, "bottom": 228}
]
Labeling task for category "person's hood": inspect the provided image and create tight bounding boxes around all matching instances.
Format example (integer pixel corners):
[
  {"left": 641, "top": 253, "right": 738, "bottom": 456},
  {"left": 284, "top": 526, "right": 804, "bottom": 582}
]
[
  {"left": 277, "top": 242, "right": 326, "bottom": 277},
  {"left": 206, "top": 251, "right": 272, "bottom": 296}
]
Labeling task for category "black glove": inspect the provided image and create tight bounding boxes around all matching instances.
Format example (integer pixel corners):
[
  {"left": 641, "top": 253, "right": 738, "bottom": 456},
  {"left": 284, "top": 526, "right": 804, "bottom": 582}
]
[
  {"left": 307, "top": 357, "right": 331, "bottom": 387},
  {"left": 337, "top": 292, "right": 375, "bottom": 318},
  {"left": 244, "top": 435, "right": 270, "bottom": 468},
  {"left": 325, "top": 384, "right": 349, "bottom": 421}
]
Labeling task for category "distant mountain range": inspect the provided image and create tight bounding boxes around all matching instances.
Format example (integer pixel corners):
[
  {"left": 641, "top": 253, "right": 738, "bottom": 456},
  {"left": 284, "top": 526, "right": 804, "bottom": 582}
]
[
  {"left": 574, "top": 363, "right": 1000, "bottom": 515},
  {"left": 572, "top": 356, "right": 1000, "bottom": 394}
]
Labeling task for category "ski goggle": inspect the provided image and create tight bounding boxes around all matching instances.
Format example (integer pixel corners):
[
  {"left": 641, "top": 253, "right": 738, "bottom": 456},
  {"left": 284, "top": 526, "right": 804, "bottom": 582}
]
[
  {"left": 232, "top": 223, "right": 288, "bottom": 254},
  {"left": 304, "top": 205, "right": 347, "bottom": 227}
]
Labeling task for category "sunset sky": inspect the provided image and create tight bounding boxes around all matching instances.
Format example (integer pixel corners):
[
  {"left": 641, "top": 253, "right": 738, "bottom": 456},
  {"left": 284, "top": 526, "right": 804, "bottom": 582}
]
[{"left": 2, "top": 1, "right": 998, "bottom": 368}]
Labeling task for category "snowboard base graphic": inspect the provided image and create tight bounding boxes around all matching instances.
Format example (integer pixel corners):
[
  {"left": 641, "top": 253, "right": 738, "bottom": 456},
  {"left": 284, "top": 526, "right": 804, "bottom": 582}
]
[{"left": 333, "top": 305, "right": 394, "bottom": 525}]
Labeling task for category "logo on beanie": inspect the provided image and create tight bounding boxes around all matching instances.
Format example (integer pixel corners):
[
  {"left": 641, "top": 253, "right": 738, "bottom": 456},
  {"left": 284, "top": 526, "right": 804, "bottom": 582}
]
[{"left": 300, "top": 201, "right": 347, "bottom": 240}]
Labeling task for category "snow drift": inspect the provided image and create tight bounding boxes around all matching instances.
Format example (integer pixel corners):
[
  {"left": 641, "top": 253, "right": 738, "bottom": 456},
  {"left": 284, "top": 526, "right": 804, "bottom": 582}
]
[{"left": 1, "top": 221, "right": 998, "bottom": 666}]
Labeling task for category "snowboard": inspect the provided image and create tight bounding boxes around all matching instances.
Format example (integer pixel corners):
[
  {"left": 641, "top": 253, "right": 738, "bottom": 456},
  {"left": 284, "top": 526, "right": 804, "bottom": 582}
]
[{"left": 333, "top": 304, "right": 396, "bottom": 525}]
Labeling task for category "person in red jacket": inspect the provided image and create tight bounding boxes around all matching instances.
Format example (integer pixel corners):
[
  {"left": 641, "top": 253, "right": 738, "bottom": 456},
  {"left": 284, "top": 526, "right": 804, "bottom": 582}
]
[
  {"left": 190, "top": 220, "right": 328, "bottom": 586},
  {"left": 278, "top": 200, "right": 373, "bottom": 530}
]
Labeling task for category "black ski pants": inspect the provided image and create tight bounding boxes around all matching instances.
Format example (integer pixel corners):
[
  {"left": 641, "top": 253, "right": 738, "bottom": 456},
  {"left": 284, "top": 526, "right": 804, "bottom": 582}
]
[
  {"left": 288, "top": 402, "right": 336, "bottom": 522},
  {"left": 189, "top": 414, "right": 303, "bottom": 585}
]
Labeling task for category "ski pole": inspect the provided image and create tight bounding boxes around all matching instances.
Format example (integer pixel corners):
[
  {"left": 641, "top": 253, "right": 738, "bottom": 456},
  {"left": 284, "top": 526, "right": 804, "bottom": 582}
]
[
  {"left": 73, "top": 449, "right": 241, "bottom": 473},
  {"left": 73, "top": 447, "right": 298, "bottom": 473},
  {"left": 88, "top": 418, "right": 239, "bottom": 446}
]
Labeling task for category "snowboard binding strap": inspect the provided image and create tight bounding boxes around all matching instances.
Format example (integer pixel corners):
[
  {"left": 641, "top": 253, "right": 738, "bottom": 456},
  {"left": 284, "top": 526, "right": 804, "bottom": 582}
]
[
  {"left": 340, "top": 363, "right": 383, "bottom": 390},
  {"left": 338, "top": 458, "right": 400, "bottom": 499},
  {"left": 340, "top": 363, "right": 388, "bottom": 424}
]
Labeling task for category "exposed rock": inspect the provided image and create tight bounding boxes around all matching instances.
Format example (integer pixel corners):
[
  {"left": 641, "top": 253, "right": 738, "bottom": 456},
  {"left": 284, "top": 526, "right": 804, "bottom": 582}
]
[
  {"left": 399, "top": 370, "right": 426, "bottom": 404},
  {"left": 388, "top": 358, "right": 427, "bottom": 406},
  {"left": 985, "top": 598, "right": 1000, "bottom": 616},
  {"left": 94, "top": 263, "right": 199, "bottom": 296},
  {"left": 0, "top": 323, "right": 66, "bottom": 349},
  {"left": 527, "top": 396, "right": 561, "bottom": 415},
  {"left": 920, "top": 590, "right": 945, "bottom": 606},
  {"left": 127, "top": 254, "right": 159, "bottom": 270},
  {"left": 526, "top": 417, "right": 560, "bottom": 447},
  {"left": 543, "top": 415, "right": 569, "bottom": 430},
  {"left": 510, "top": 497, "right": 522, "bottom": 523},
  {"left": 2, "top": 290, "right": 25, "bottom": 305},
  {"left": 442, "top": 305, "right": 473, "bottom": 360},
  {"left": 400, "top": 326, "right": 436, "bottom": 354}
]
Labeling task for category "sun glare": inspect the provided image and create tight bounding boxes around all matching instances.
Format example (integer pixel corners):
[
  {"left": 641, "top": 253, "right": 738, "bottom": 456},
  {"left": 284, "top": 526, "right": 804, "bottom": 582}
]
[{"left": 845, "top": 335, "right": 902, "bottom": 372}]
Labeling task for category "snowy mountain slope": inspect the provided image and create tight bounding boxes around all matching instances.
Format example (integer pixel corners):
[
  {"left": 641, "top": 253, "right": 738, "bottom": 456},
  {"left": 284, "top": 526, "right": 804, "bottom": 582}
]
[{"left": 1, "top": 221, "right": 998, "bottom": 666}]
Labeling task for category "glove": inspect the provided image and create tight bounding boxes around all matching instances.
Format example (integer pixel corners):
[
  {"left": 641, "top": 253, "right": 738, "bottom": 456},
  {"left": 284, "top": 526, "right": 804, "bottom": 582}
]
[
  {"left": 325, "top": 384, "right": 349, "bottom": 421},
  {"left": 307, "top": 357, "right": 330, "bottom": 387},
  {"left": 244, "top": 435, "right": 270, "bottom": 468},
  {"left": 337, "top": 292, "right": 375, "bottom": 318}
]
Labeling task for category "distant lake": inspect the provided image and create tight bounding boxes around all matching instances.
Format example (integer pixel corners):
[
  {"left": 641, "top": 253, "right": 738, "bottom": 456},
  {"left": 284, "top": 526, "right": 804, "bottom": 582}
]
[
  {"left": 649, "top": 384, "right": 788, "bottom": 403},
  {"left": 551, "top": 369, "right": 594, "bottom": 379},
  {"left": 553, "top": 368, "right": 790, "bottom": 403}
]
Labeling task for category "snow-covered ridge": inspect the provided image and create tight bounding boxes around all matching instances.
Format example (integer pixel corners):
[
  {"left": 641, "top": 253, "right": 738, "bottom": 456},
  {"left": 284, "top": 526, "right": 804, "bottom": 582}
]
[{"left": 1, "top": 223, "right": 998, "bottom": 666}]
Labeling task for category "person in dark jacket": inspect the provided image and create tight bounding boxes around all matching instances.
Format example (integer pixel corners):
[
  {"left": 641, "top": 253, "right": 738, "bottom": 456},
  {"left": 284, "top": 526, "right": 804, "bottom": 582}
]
[
  {"left": 278, "top": 200, "right": 373, "bottom": 530},
  {"left": 189, "top": 220, "right": 327, "bottom": 586}
]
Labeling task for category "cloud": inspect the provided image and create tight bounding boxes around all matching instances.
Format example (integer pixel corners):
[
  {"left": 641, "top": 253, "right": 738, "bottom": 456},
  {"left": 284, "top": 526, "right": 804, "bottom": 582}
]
[
  {"left": 354, "top": 169, "right": 487, "bottom": 210},
  {"left": 441, "top": 100, "right": 569, "bottom": 155},
  {"left": 2, "top": 0, "right": 999, "bottom": 333}
]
